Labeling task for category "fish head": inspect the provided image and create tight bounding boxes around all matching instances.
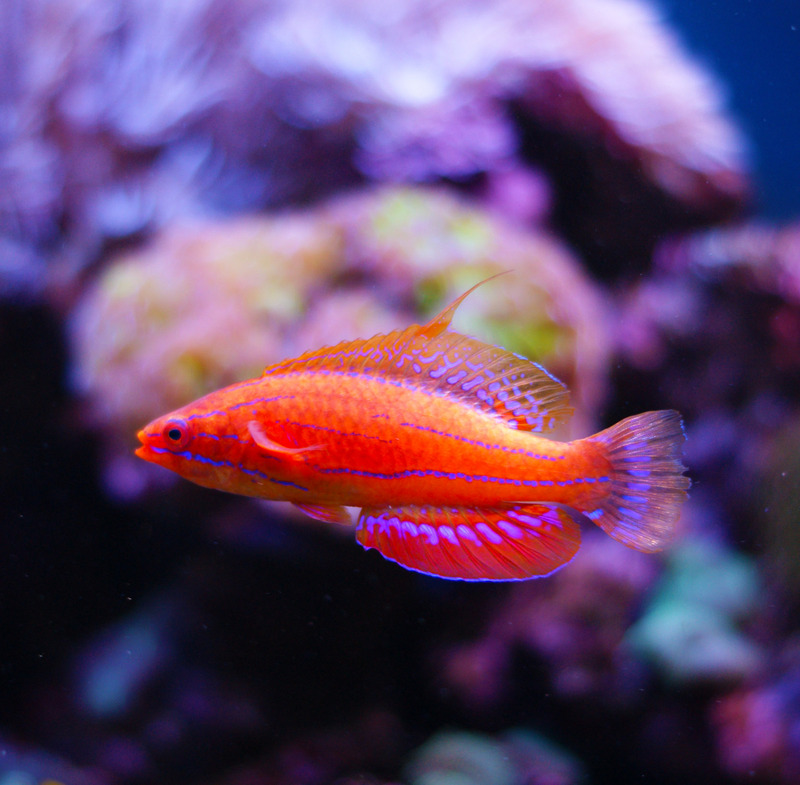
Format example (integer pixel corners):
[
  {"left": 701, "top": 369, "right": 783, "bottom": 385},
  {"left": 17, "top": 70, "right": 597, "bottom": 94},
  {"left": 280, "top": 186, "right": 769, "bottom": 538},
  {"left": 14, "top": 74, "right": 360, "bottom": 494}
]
[
  {"left": 136, "top": 411, "right": 194, "bottom": 468},
  {"left": 135, "top": 390, "right": 243, "bottom": 491}
]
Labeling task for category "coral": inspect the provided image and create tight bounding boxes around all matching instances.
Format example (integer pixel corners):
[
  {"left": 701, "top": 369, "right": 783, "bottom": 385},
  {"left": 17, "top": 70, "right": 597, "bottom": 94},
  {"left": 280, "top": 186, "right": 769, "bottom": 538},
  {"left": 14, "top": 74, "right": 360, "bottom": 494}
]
[
  {"left": 711, "top": 644, "right": 800, "bottom": 784},
  {"left": 435, "top": 533, "right": 659, "bottom": 706},
  {"left": 333, "top": 0, "right": 748, "bottom": 212},
  {"left": 0, "top": 737, "right": 108, "bottom": 785},
  {"left": 657, "top": 222, "right": 800, "bottom": 304},
  {"left": 656, "top": 221, "right": 800, "bottom": 371},
  {"left": 27, "top": 594, "right": 267, "bottom": 783},
  {"left": 69, "top": 214, "right": 343, "bottom": 441},
  {"left": 402, "top": 729, "right": 584, "bottom": 785},
  {"left": 0, "top": 0, "right": 748, "bottom": 299},
  {"left": 626, "top": 537, "right": 762, "bottom": 685},
  {"left": 73, "top": 597, "right": 177, "bottom": 721},
  {"left": 503, "top": 730, "right": 586, "bottom": 785},
  {"left": 404, "top": 731, "right": 516, "bottom": 785}
]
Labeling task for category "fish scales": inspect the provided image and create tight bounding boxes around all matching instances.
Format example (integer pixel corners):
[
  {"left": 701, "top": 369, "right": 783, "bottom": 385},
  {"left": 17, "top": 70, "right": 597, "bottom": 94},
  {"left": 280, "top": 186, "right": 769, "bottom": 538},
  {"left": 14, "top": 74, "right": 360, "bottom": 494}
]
[
  {"left": 202, "top": 370, "right": 612, "bottom": 510},
  {"left": 137, "top": 276, "right": 690, "bottom": 581}
]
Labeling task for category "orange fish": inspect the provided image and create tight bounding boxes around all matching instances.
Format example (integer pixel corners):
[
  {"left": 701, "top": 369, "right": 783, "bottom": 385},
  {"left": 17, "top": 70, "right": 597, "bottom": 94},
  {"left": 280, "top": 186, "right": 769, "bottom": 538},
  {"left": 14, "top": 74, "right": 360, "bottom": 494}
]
[{"left": 136, "top": 277, "right": 689, "bottom": 581}]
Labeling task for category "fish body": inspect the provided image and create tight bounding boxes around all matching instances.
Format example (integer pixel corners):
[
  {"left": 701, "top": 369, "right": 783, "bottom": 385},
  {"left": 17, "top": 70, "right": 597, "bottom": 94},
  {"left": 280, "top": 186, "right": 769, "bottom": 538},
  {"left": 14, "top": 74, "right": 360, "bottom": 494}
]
[{"left": 137, "top": 279, "right": 689, "bottom": 581}]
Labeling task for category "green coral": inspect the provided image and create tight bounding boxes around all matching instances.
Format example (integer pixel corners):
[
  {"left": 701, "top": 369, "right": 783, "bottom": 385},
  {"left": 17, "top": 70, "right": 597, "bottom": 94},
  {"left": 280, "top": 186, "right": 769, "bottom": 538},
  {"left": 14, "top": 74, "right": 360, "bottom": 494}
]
[
  {"left": 404, "top": 731, "right": 516, "bottom": 785},
  {"left": 626, "top": 538, "right": 762, "bottom": 685},
  {"left": 403, "top": 728, "right": 585, "bottom": 785}
]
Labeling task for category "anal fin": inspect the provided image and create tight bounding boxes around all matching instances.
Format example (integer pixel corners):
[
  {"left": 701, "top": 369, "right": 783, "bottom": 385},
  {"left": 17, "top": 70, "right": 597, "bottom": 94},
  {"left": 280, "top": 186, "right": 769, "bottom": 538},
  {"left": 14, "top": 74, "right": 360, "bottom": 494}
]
[{"left": 355, "top": 503, "right": 584, "bottom": 581}]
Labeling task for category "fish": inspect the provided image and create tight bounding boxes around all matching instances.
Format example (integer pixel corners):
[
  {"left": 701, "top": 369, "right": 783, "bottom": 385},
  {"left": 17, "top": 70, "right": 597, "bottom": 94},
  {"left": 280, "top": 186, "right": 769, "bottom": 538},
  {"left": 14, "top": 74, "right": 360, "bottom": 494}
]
[{"left": 136, "top": 277, "right": 690, "bottom": 581}]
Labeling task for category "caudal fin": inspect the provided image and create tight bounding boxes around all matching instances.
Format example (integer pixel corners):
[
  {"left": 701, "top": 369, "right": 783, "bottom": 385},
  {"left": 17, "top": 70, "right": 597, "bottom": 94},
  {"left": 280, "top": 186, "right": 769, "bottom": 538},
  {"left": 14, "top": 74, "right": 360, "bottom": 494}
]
[{"left": 584, "top": 410, "right": 690, "bottom": 552}]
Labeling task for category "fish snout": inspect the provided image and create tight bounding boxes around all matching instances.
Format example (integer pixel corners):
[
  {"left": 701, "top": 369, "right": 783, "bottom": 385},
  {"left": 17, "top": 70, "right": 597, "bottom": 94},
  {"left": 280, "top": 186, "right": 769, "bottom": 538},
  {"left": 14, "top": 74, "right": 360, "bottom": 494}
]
[{"left": 135, "top": 428, "right": 153, "bottom": 460}]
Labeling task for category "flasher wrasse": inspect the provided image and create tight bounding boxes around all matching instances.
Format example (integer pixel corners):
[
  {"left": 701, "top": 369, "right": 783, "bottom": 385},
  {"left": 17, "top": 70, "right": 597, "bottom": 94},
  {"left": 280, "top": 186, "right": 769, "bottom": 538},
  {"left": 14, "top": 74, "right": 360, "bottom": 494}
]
[{"left": 136, "top": 278, "right": 689, "bottom": 581}]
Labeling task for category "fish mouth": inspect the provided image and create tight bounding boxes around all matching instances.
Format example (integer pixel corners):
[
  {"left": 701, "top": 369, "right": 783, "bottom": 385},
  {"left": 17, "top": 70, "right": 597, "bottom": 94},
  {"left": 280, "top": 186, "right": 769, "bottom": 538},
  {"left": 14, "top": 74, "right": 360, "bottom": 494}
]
[{"left": 134, "top": 429, "right": 150, "bottom": 460}]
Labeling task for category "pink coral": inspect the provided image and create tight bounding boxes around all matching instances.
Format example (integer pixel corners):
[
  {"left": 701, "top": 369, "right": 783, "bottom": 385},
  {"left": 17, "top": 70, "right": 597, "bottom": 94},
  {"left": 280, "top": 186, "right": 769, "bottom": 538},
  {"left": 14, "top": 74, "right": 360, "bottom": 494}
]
[
  {"left": 649, "top": 220, "right": 800, "bottom": 382},
  {"left": 70, "top": 215, "right": 343, "bottom": 439},
  {"left": 657, "top": 221, "right": 800, "bottom": 305}
]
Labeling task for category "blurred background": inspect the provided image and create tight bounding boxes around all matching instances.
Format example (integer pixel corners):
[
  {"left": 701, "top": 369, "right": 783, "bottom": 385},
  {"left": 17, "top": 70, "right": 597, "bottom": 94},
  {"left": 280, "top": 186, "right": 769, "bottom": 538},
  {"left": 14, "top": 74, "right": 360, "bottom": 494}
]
[{"left": 1, "top": 0, "right": 799, "bottom": 782}]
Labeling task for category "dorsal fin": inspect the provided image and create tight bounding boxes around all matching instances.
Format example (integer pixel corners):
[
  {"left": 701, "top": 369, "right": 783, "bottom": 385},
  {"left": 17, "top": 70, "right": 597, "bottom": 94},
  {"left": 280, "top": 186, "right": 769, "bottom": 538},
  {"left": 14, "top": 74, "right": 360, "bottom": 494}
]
[
  {"left": 262, "top": 278, "right": 573, "bottom": 432},
  {"left": 415, "top": 272, "right": 509, "bottom": 340},
  {"left": 262, "top": 325, "right": 412, "bottom": 378},
  {"left": 396, "top": 330, "right": 573, "bottom": 431}
]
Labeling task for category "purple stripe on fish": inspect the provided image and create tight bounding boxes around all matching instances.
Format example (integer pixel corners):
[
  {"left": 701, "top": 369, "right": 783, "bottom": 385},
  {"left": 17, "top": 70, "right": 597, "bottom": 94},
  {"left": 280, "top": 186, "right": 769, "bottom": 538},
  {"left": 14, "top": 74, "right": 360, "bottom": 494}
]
[
  {"left": 397, "top": 422, "right": 565, "bottom": 460},
  {"left": 149, "top": 446, "right": 308, "bottom": 491},
  {"left": 313, "top": 465, "right": 537, "bottom": 487},
  {"left": 283, "top": 419, "right": 395, "bottom": 445}
]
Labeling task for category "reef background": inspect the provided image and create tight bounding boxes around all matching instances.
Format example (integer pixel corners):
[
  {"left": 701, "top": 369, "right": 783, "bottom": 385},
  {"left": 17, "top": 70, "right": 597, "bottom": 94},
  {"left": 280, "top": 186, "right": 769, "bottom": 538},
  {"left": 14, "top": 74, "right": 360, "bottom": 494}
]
[{"left": 2, "top": 1, "right": 800, "bottom": 783}]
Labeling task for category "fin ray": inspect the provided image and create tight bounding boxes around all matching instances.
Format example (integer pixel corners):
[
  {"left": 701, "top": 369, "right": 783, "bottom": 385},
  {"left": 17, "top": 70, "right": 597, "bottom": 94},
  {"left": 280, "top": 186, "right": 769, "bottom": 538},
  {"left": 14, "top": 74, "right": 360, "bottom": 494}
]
[{"left": 415, "top": 272, "right": 509, "bottom": 340}]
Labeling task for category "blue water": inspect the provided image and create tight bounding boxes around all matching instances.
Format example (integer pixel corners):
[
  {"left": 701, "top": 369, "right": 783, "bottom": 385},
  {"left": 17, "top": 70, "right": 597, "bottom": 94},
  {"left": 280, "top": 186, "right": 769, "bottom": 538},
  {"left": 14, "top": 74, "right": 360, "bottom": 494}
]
[{"left": 665, "top": 0, "right": 800, "bottom": 217}]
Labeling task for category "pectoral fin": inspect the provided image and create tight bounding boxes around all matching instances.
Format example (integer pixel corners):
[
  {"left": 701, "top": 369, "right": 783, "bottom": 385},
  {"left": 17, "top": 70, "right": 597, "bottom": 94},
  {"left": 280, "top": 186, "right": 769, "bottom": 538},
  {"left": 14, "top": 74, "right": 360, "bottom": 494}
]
[
  {"left": 355, "top": 503, "right": 584, "bottom": 581},
  {"left": 248, "top": 421, "right": 322, "bottom": 460}
]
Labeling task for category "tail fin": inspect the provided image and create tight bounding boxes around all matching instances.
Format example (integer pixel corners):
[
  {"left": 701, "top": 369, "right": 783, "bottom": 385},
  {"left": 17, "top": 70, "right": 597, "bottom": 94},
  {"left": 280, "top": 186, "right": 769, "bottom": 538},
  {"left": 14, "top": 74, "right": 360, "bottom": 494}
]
[{"left": 584, "top": 410, "right": 690, "bottom": 552}]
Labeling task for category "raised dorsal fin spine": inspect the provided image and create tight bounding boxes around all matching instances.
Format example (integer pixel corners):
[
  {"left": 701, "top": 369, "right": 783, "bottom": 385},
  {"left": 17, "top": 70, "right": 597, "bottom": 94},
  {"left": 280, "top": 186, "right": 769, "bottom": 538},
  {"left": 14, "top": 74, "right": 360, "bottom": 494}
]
[
  {"left": 416, "top": 272, "right": 510, "bottom": 340},
  {"left": 260, "top": 280, "right": 572, "bottom": 433}
]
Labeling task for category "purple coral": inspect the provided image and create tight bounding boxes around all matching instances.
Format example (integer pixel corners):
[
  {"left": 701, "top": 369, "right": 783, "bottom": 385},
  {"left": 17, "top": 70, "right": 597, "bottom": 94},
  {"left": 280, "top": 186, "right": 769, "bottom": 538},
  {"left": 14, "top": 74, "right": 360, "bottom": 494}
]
[
  {"left": 1, "top": 0, "right": 748, "bottom": 299},
  {"left": 435, "top": 534, "right": 659, "bottom": 707},
  {"left": 712, "top": 650, "right": 800, "bottom": 784}
]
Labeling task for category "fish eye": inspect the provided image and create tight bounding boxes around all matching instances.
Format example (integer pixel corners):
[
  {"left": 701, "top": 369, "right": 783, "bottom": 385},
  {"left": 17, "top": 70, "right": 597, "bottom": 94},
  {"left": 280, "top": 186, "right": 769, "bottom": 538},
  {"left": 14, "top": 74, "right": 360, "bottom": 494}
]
[{"left": 162, "top": 418, "right": 192, "bottom": 450}]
